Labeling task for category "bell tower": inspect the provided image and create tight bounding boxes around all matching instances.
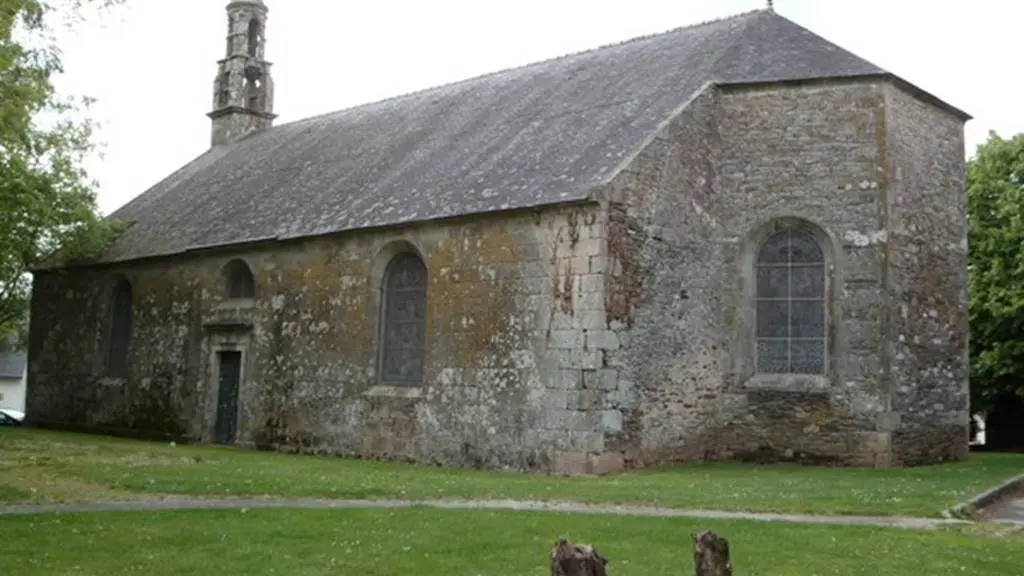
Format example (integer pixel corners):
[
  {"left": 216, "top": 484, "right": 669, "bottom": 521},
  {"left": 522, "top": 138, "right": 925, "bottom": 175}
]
[{"left": 208, "top": 0, "right": 276, "bottom": 147}]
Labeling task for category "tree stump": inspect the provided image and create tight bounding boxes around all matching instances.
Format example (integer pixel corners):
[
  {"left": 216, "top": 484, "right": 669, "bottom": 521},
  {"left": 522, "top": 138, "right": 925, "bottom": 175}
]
[
  {"left": 692, "top": 531, "right": 732, "bottom": 576},
  {"left": 550, "top": 538, "right": 609, "bottom": 575}
]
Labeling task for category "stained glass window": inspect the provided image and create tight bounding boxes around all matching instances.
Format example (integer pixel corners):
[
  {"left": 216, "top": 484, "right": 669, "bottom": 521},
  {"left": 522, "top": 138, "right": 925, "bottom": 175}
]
[
  {"left": 755, "top": 230, "right": 826, "bottom": 374},
  {"left": 380, "top": 253, "right": 427, "bottom": 384}
]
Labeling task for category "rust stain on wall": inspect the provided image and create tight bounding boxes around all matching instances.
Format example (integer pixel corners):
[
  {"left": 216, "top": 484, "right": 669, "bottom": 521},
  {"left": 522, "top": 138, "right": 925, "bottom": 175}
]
[{"left": 604, "top": 202, "right": 643, "bottom": 327}]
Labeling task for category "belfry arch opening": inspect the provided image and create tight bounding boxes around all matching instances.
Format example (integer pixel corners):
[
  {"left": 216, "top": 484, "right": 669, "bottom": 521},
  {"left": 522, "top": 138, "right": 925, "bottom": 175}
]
[{"left": 247, "top": 18, "right": 262, "bottom": 57}]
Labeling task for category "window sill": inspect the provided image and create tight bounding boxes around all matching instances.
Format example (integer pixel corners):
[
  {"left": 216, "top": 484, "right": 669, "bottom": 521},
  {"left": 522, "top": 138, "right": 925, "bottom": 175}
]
[
  {"left": 204, "top": 300, "right": 257, "bottom": 331},
  {"left": 744, "top": 373, "right": 828, "bottom": 393},
  {"left": 364, "top": 384, "right": 424, "bottom": 399}
]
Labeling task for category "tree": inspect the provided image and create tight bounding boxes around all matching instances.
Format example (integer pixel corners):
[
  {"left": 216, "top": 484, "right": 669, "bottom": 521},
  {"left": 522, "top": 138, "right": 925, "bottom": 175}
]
[
  {"left": 966, "top": 131, "right": 1024, "bottom": 417},
  {"left": 0, "top": 0, "right": 129, "bottom": 345}
]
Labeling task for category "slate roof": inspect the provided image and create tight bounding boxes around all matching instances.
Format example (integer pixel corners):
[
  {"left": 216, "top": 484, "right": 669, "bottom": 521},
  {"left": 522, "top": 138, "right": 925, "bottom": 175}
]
[
  {"left": 0, "top": 352, "right": 26, "bottom": 380},
  {"left": 98, "top": 9, "right": 959, "bottom": 264}
]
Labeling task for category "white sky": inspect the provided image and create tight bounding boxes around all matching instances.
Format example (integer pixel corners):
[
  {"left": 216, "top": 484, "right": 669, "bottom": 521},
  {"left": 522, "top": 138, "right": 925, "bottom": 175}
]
[{"left": 52, "top": 0, "right": 1023, "bottom": 215}]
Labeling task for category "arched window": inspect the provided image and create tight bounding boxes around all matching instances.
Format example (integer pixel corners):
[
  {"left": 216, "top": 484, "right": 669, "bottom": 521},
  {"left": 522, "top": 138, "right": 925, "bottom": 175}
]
[
  {"left": 106, "top": 278, "right": 133, "bottom": 377},
  {"left": 380, "top": 252, "right": 427, "bottom": 384},
  {"left": 247, "top": 18, "right": 262, "bottom": 57},
  {"left": 223, "top": 259, "right": 255, "bottom": 299},
  {"left": 755, "top": 230, "right": 826, "bottom": 374}
]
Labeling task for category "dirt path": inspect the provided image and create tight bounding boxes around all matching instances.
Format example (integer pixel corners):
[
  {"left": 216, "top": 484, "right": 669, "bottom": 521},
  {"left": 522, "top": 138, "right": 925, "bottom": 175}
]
[
  {"left": 0, "top": 496, "right": 971, "bottom": 529},
  {"left": 978, "top": 489, "right": 1024, "bottom": 525}
]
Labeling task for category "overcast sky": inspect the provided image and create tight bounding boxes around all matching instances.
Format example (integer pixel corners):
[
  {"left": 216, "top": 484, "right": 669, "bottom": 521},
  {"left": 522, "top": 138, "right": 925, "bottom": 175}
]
[{"left": 52, "top": 0, "right": 1022, "bottom": 215}]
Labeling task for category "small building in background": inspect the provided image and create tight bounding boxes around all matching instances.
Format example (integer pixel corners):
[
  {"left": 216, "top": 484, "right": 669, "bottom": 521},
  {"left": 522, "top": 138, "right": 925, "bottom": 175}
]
[{"left": 0, "top": 351, "right": 27, "bottom": 413}]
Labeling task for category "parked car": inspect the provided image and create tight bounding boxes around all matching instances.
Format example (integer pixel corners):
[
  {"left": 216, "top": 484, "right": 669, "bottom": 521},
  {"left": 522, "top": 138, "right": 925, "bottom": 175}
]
[{"left": 0, "top": 408, "right": 24, "bottom": 426}]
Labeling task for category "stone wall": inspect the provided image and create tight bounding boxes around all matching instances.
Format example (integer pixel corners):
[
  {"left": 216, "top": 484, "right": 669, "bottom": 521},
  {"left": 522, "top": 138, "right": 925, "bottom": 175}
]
[
  {"left": 27, "top": 204, "right": 627, "bottom": 473},
  {"left": 882, "top": 84, "right": 970, "bottom": 464},
  {"left": 709, "top": 79, "right": 892, "bottom": 466},
  {"left": 595, "top": 86, "right": 724, "bottom": 466},
  {"left": 601, "top": 79, "right": 955, "bottom": 467}
]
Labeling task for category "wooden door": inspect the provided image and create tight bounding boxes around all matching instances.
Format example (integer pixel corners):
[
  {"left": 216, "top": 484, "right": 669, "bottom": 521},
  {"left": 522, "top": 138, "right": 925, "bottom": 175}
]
[{"left": 214, "top": 351, "right": 242, "bottom": 444}]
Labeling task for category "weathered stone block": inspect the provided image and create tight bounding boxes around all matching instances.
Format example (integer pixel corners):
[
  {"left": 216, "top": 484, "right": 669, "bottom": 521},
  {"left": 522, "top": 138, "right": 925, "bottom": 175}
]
[
  {"left": 560, "top": 254, "right": 592, "bottom": 275},
  {"left": 542, "top": 409, "right": 573, "bottom": 430},
  {"left": 572, "top": 310, "right": 604, "bottom": 331},
  {"left": 600, "top": 409, "right": 623, "bottom": 433},
  {"left": 583, "top": 369, "right": 618, "bottom": 391},
  {"left": 578, "top": 274, "right": 604, "bottom": 293},
  {"left": 550, "top": 451, "right": 590, "bottom": 475},
  {"left": 566, "top": 236, "right": 604, "bottom": 258},
  {"left": 845, "top": 320, "right": 882, "bottom": 351},
  {"left": 610, "top": 385, "right": 638, "bottom": 409},
  {"left": 567, "top": 390, "right": 603, "bottom": 411},
  {"left": 565, "top": 410, "right": 599, "bottom": 432},
  {"left": 576, "top": 291, "right": 604, "bottom": 311},
  {"left": 545, "top": 389, "right": 569, "bottom": 410},
  {"left": 851, "top": 431, "right": 891, "bottom": 453},
  {"left": 563, "top": 349, "right": 603, "bottom": 370},
  {"left": 546, "top": 369, "right": 581, "bottom": 390},
  {"left": 548, "top": 330, "right": 584, "bottom": 350},
  {"left": 569, "top": 431, "right": 605, "bottom": 453},
  {"left": 588, "top": 451, "right": 625, "bottom": 475},
  {"left": 876, "top": 411, "right": 901, "bottom": 432},
  {"left": 549, "top": 311, "right": 577, "bottom": 331},
  {"left": 585, "top": 330, "right": 620, "bottom": 351}
]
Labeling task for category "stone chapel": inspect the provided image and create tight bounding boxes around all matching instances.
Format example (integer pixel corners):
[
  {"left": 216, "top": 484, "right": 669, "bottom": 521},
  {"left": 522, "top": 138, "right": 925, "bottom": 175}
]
[{"left": 26, "top": 1, "right": 972, "bottom": 474}]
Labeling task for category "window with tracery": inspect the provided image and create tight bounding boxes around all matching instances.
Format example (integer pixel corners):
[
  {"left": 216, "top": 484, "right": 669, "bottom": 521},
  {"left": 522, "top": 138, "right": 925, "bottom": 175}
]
[
  {"left": 380, "top": 253, "right": 427, "bottom": 384},
  {"left": 755, "top": 230, "right": 826, "bottom": 374}
]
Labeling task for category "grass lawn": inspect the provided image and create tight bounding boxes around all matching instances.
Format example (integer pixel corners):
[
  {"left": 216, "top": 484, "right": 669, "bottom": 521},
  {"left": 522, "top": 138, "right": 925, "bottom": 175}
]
[
  {"left": 1, "top": 508, "right": 1022, "bottom": 575},
  {"left": 2, "top": 428, "right": 1022, "bottom": 517},
  {"left": 0, "top": 483, "right": 32, "bottom": 502}
]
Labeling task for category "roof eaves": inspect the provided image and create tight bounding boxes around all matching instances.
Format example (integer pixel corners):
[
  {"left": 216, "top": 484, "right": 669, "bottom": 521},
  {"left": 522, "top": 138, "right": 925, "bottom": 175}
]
[
  {"left": 884, "top": 73, "right": 972, "bottom": 122},
  {"left": 70, "top": 198, "right": 603, "bottom": 269},
  {"left": 717, "top": 72, "right": 972, "bottom": 122}
]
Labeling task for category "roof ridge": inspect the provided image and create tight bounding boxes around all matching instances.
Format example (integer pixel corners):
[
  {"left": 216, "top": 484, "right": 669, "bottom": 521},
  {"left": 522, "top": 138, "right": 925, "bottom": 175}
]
[{"left": 269, "top": 8, "right": 769, "bottom": 132}]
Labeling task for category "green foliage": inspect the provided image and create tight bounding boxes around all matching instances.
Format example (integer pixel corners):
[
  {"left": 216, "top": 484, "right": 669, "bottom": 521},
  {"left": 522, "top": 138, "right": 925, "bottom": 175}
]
[
  {"left": 967, "top": 131, "right": 1024, "bottom": 414},
  {"left": 0, "top": 0, "right": 128, "bottom": 344}
]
